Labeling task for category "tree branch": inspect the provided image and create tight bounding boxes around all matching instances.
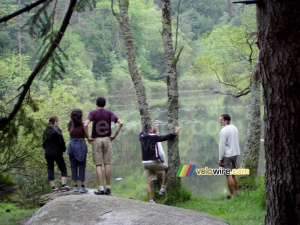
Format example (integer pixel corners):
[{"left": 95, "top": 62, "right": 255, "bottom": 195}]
[
  {"left": 0, "top": 0, "right": 77, "bottom": 131},
  {"left": 213, "top": 87, "right": 250, "bottom": 98},
  {"left": 0, "top": 0, "right": 50, "bottom": 24},
  {"left": 174, "top": 0, "right": 182, "bottom": 54},
  {"left": 111, "top": 0, "right": 121, "bottom": 22},
  {"left": 214, "top": 69, "right": 243, "bottom": 91}
]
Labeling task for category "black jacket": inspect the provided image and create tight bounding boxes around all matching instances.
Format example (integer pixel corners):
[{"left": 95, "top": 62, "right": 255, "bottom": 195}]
[
  {"left": 139, "top": 132, "right": 177, "bottom": 161},
  {"left": 43, "top": 125, "right": 66, "bottom": 156}
]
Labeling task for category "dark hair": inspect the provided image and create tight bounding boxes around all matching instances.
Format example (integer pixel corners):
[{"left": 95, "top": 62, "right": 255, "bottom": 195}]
[
  {"left": 49, "top": 115, "right": 58, "bottom": 125},
  {"left": 143, "top": 123, "right": 152, "bottom": 134},
  {"left": 221, "top": 114, "right": 231, "bottom": 123},
  {"left": 69, "top": 108, "right": 83, "bottom": 127},
  {"left": 96, "top": 97, "right": 106, "bottom": 107}
]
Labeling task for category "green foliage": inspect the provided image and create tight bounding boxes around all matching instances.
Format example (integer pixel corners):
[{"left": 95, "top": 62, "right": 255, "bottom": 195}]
[
  {"left": 171, "top": 0, "right": 225, "bottom": 37},
  {"left": 0, "top": 202, "right": 37, "bottom": 225},
  {"left": 194, "top": 7, "right": 258, "bottom": 92},
  {"left": 0, "top": 0, "right": 258, "bottom": 210}
]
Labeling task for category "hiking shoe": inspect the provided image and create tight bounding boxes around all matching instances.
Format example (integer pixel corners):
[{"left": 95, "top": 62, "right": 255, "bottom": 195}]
[
  {"left": 73, "top": 186, "right": 79, "bottom": 192},
  {"left": 80, "top": 186, "right": 88, "bottom": 193},
  {"left": 159, "top": 188, "right": 166, "bottom": 195},
  {"left": 104, "top": 187, "right": 111, "bottom": 195},
  {"left": 52, "top": 187, "right": 59, "bottom": 193},
  {"left": 94, "top": 189, "right": 105, "bottom": 195},
  {"left": 61, "top": 186, "right": 71, "bottom": 192}
]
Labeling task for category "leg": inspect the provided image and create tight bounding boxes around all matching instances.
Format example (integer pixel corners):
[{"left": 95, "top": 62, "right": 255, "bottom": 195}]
[
  {"left": 55, "top": 155, "right": 70, "bottom": 191},
  {"left": 49, "top": 180, "right": 55, "bottom": 188},
  {"left": 232, "top": 175, "right": 238, "bottom": 194},
  {"left": 146, "top": 181, "right": 153, "bottom": 201},
  {"left": 104, "top": 164, "right": 111, "bottom": 186},
  {"left": 144, "top": 164, "right": 158, "bottom": 202},
  {"left": 45, "top": 155, "right": 55, "bottom": 188},
  {"left": 103, "top": 137, "right": 112, "bottom": 187},
  {"left": 69, "top": 154, "right": 79, "bottom": 184},
  {"left": 226, "top": 175, "right": 236, "bottom": 196},
  {"left": 96, "top": 165, "right": 103, "bottom": 186},
  {"left": 161, "top": 169, "right": 168, "bottom": 186},
  {"left": 78, "top": 154, "right": 87, "bottom": 184}
]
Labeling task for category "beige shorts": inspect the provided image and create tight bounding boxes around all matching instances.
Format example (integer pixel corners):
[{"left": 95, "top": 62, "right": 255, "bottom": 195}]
[
  {"left": 222, "top": 155, "right": 239, "bottom": 170},
  {"left": 92, "top": 137, "right": 112, "bottom": 166},
  {"left": 143, "top": 161, "right": 168, "bottom": 182}
]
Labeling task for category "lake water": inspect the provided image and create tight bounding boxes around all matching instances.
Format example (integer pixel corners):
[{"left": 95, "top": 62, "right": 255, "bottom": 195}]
[{"left": 88, "top": 90, "right": 265, "bottom": 197}]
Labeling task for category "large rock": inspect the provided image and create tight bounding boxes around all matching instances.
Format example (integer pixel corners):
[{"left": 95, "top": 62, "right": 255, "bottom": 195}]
[{"left": 27, "top": 190, "right": 228, "bottom": 225}]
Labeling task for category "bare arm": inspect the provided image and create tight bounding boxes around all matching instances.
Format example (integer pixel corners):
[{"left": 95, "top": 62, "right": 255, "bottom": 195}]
[
  {"left": 84, "top": 119, "right": 92, "bottom": 142},
  {"left": 110, "top": 119, "right": 124, "bottom": 141}
]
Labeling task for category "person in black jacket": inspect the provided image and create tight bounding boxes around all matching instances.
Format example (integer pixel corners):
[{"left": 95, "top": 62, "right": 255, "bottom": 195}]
[
  {"left": 43, "top": 115, "right": 70, "bottom": 192},
  {"left": 139, "top": 123, "right": 180, "bottom": 203}
]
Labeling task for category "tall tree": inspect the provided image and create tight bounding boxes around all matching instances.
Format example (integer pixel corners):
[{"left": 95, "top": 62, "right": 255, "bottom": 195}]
[
  {"left": 257, "top": 1, "right": 300, "bottom": 224},
  {"left": 242, "top": 62, "right": 261, "bottom": 178},
  {"left": 111, "top": 0, "right": 151, "bottom": 126},
  {"left": 161, "top": 0, "right": 182, "bottom": 188}
]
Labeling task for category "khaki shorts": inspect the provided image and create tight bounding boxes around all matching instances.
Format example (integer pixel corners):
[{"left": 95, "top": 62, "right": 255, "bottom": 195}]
[
  {"left": 143, "top": 161, "right": 168, "bottom": 182},
  {"left": 222, "top": 155, "right": 239, "bottom": 170},
  {"left": 92, "top": 137, "right": 112, "bottom": 166}
]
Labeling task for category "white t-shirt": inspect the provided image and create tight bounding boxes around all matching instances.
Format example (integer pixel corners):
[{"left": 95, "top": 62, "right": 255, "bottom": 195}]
[{"left": 219, "top": 124, "right": 240, "bottom": 160}]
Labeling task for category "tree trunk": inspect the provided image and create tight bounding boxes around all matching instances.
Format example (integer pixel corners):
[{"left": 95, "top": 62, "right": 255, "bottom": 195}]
[
  {"left": 161, "top": 0, "right": 181, "bottom": 188},
  {"left": 114, "top": 0, "right": 151, "bottom": 127},
  {"left": 257, "top": 1, "right": 300, "bottom": 224},
  {"left": 241, "top": 64, "right": 261, "bottom": 178}
]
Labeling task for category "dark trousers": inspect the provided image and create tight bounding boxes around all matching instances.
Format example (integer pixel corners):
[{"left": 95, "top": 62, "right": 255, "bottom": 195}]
[
  {"left": 69, "top": 154, "right": 87, "bottom": 182},
  {"left": 45, "top": 154, "right": 67, "bottom": 181}
]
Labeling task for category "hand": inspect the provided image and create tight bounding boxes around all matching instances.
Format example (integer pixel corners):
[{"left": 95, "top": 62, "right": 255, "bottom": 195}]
[
  {"left": 110, "top": 135, "right": 116, "bottom": 141},
  {"left": 88, "top": 137, "right": 93, "bottom": 143},
  {"left": 174, "top": 126, "right": 180, "bottom": 134},
  {"left": 218, "top": 160, "right": 223, "bottom": 167}
]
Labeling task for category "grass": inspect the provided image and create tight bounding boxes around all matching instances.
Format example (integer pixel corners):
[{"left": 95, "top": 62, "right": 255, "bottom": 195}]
[
  {"left": 0, "top": 203, "right": 37, "bottom": 225},
  {"left": 172, "top": 190, "right": 265, "bottom": 225}
]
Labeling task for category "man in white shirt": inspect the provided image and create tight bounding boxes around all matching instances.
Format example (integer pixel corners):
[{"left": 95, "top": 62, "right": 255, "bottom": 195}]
[{"left": 218, "top": 114, "right": 240, "bottom": 199}]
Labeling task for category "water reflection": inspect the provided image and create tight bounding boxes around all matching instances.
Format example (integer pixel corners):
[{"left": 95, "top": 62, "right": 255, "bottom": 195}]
[{"left": 103, "top": 90, "right": 264, "bottom": 197}]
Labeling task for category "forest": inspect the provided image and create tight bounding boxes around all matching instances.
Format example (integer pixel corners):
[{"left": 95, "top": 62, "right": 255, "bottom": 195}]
[{"left": 1, "top": 0, "right": 300, "bottom": 225}]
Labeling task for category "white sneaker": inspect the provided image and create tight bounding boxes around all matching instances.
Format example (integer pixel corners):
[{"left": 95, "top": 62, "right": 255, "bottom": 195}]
[
  {"left": 159, "top": 188, "right": 166, "bottom": 195},
  {"left": 74, "top": 186, "right": 79, "bottom": 192},
  {"left": 80, "top": 186, "right": 88, "bottom": 193},
  {"left": 149, "top": 200, "right": 156, "bottom": 204}
]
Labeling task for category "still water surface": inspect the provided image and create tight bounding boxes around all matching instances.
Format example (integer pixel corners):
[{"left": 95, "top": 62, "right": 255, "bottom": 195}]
[{"left": 96, "top": 90, "right": 265, "bottom": 197}]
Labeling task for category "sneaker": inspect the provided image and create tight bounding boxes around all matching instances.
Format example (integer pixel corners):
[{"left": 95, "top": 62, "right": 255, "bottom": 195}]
[
  {"left": 61, "top": 186, "right": 71, "bottom": 192},
  {"left": 94, "top": 189, "right": 105, "bottom": 195},
  {"left": 80, "top": 186, "right": 88, "bottom": 193},
  {"left": 149, "top": 200, "right": 156, "bottom": 204},
  {"left": 227, "top": 195, "right": 234, "bottom": 200},
  {"left": 159, "top": 188, "right": 166, "bottom": 195},
  {"left": 73, "top": 186, "right": 79, "bottom": 192},
  {"left": 52, "top": 187, "right": 59, "bottom": 193},
  {"left": 104, "top": 187, "right": 111, "bottom": 195}
]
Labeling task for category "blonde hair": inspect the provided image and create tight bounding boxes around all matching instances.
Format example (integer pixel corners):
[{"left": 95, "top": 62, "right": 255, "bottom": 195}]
[{"left": 152, "top": 127, "right": 159, "bottom": 134}]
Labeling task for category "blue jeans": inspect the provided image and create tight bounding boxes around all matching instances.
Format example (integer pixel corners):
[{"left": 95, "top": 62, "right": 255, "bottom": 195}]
[{"left": 69, "top": 153, "right": 87, "bottom": 182}]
